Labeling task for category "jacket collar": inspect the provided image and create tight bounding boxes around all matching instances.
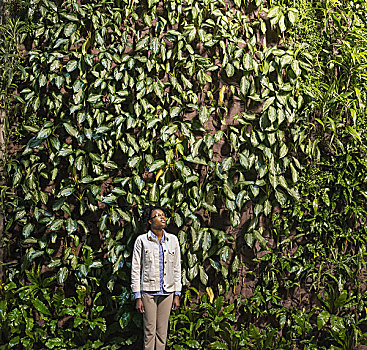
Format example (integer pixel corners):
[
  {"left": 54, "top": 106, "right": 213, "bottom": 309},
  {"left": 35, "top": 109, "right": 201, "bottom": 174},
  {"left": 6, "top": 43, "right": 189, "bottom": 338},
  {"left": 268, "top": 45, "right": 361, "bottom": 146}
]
[{"left": 147, "top": 229, "right": 169, "bottom": 242}]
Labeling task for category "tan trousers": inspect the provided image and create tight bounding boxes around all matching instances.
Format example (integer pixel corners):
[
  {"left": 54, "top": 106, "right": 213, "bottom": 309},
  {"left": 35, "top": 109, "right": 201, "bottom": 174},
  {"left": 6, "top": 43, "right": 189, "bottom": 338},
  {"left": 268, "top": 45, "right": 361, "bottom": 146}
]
[{"left": 142, "top": 293, "right": 174, "bottom": 350}]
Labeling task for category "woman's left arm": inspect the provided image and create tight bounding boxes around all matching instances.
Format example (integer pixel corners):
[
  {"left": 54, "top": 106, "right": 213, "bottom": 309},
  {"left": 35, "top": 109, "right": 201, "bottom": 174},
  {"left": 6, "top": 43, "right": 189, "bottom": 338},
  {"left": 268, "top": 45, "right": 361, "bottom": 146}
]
[
  {"left": 173, "top": 236, "right": 182, "bottom": 293},
  {"left": 172, "top": 236, "right": 182, "bottom": 310}
]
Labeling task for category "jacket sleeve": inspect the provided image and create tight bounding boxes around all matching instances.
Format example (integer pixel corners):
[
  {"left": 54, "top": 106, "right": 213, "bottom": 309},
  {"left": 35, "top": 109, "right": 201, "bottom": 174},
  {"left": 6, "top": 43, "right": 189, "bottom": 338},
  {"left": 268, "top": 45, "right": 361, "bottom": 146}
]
[
  {"left": 174, "top": 236, "right": 182, "bottom": 292},
  {"left": 131, "top": 237, "right": 142, "bottom": 294}
]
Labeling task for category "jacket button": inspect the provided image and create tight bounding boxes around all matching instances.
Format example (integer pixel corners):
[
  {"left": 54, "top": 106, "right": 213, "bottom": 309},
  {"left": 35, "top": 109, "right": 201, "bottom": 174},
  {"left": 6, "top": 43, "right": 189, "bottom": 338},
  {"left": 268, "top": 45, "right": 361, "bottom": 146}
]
[{"left": 164, "top": 250, "right": 166, "bottom": 252}]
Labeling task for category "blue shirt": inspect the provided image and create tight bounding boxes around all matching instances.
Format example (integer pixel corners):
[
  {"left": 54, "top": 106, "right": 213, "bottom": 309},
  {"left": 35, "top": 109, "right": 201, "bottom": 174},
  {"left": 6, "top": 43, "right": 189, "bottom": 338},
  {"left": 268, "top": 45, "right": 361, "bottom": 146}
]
[{"left": 133, "top": 231, "right": 181, "bottom": 299}]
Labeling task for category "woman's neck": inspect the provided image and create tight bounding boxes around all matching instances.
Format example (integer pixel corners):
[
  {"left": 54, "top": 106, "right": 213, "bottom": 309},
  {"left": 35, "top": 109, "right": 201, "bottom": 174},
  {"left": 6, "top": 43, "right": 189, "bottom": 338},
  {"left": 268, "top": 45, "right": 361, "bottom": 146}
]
[{"left": 152, "top": 229, "right": 164, "bottom": 243}]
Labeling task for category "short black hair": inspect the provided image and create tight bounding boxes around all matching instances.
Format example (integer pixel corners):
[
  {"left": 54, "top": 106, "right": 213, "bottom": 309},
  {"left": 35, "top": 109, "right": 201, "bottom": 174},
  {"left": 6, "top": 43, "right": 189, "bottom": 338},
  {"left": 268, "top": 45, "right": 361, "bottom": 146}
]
[{"left": 142, "top": 205, "right": 170, "bottom": 226}]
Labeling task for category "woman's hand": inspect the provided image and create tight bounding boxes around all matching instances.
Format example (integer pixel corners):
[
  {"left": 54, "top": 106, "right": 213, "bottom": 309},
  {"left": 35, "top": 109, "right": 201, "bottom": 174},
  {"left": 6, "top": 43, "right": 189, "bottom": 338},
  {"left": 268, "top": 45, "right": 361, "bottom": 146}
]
[
  {"left": 136, "top": 298, "right": 145, "bottom": 313},
  {"left": 172, "top": 295, "right": 180, "bottom": 311}
]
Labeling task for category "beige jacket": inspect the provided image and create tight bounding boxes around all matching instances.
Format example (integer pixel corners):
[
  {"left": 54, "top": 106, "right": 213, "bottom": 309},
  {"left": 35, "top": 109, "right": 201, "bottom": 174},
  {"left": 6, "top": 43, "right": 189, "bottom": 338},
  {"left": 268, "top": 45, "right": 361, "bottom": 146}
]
[{"left": 131, "top": 230, "right": 182, "bottom": 294}]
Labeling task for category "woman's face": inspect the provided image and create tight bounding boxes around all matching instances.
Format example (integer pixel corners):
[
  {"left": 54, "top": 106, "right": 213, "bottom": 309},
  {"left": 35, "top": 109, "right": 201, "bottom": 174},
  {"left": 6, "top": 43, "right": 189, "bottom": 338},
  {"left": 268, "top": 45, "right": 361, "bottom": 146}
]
[{"left": 149, "top": 209, "right": 166, "bottom": 229}]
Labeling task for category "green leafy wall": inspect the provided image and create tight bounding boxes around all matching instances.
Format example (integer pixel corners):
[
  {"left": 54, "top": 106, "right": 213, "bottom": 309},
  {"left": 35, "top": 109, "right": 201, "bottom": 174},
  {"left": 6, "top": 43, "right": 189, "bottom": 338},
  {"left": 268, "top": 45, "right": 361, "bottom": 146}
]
[{"left": 1, "top": 0, "right": 367, "bottom": 349}]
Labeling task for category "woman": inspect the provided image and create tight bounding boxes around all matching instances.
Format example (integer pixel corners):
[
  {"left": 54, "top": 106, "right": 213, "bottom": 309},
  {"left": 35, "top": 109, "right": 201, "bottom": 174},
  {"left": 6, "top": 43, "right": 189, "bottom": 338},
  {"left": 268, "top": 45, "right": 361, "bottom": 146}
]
[{"left": 131, "top": 205, "right": 182, "bottom": 350}]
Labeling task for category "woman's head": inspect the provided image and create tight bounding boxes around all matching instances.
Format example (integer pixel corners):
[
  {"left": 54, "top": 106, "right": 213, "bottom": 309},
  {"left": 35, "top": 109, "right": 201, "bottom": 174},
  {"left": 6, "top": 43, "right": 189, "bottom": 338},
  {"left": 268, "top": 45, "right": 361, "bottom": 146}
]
[{"left": 142, "top": 205, "right": 170, "bottom": 230}]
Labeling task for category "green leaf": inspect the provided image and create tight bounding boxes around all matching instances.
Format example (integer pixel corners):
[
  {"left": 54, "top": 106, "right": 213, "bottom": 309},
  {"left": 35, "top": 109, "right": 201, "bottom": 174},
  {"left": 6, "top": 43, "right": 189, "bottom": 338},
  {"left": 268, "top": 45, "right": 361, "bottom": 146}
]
[
  {"left": 119, "top": 312, "right": 131, "bottom": 329},
  {"left": 199, "top": 265, "right": 208, "bottom": 285},
  {"left": 126, "top": 155, "right": 140, "bottom": 168},
  {"left": 39, "top": 74, "right": 47, "bottom": 87},
  {"left": 187, "top": 27, "right": 196, "bottom": 42},
  {"left": 66, "top": 60, "right": 78, "bottom": 73},
  {"left": 268, "top": 6, "right": 281, "bottom": 18},
  {"left": 170, "top": 106, "right": 181, "bottom": 118},
  {"left": 23, "top": 125, "right": 40, "bottom": 133},
  {"left": 151, "top": 37, "right": 160, "bottom": 54},
  {"left": 330, "top": 315, "right": 344, "bottom": 334},
  {"left": 102, "top": 194, "right": 118, "bottom": 203},
  {"left": 50, "top": 136, "right": 60, "bottom": 150},
  {"left": 225, "top": 63, "right": 234, "bottom": 77},
  {"left": 188, "top": 251, "right": 198, "bottom": 268},
  {"left": 262, "top": 96, "right": 276, "bottom": 112},
  {"left": 174, "top": 213, "right": 183, "bottom": 227},
  {"left": 54, "top": 38, "right": 68, "bottom": 48},
  {"left": 57, "top": 267, "right": 68, "bottom": 284},
  {"left": 202, "top": 230, "right": 212, "bottom": 251},
  {"left": 185, "top": 340, "right": 201, "bottom": 349},
  {"left": 279, "top": 143, "right": 288, "bottom": 158},
  {"left": 236, "top": 190, "right": 249, "bottom": 209},
  {"left": 96, "top": 126, "right": 110, "bottom": 134},
  {"left": 40, "top": 191, "right": 49, "bottom": 204},
  {"left": 279, "top": 14, "right": 286, "bottom": 32},
  {"left": 199, "top": 106, "right": 209, "bottom": 125},
  {"left": 243, "top": 53, "right": 253, "bottom": 70},
  {"left": 50, "top": 219, "right": 64, "bottom": 231},
  {"left": 268, "top": 106, "right": 277, "bottom": 123},
  {"left": 9, "top": 336, "right": 19, "bottom": 347},
  {"left": 149, "top": 160, "right": 166, "bottom": 172},
  {"left": 64, "top": 23, "right": 77, "bottom": 37},
  {"left": 136, "top": 36, "right": 149, "bottom": 51},
  {"left": 185, "top": 156, "right": 207, "bottom": 166},
  {"left": 153, "top": 81, "right": 164, "bottom": 101},
  {"left": 222, "top": 157, "right": 233, "bottom": 171},
  {"left": 61, "top": 13, "right": 78, "bottom": 21},
  {"left": 22, "top": 223, "right": 34, "bottom": 238},
  {"left": 59, "top": 186, "right": 75, "bottom": 197},
  {"left": 150, "top": 183, "right": 159, "bottom": 202},
  {"left": 220, "top": 246, "right": 230, "bottom": 262},
  {"left": 103, "top": 161, "right": 119, "bottom": 169},
  {"left": 260, "top": 113, "right": 269, "bottom": 130},
  {"left": 88, "top": 94, "right": 103, "bottom": 103},
  {"left": 226, "top": 198, "right": 236, "bottom": 211},
  {"left": 188, "top": 265, "right": 199, "bottom": 281},
  {"left": 240, "top": 76, "right": 250, "bottom": 95},
  {"left": 32, "top": 299, "right": 51, "bottom": 316},
  {"left": 80, "top": 176, "right": 94, "bottom": 184},
  {"left": 210, "top": 341, "right": 229, "bottom": 350},
  {"left": 346, "top": 126, "right": 362, "bottom": 143},
  {"left": 275, "top": 189, "right": 287, "bottom": 205},
  {"left": 288, "top": 9, "right": 298, "bottom": 24},
  {"left": 45, "top": 337, "right": 63, "bottom": 349},
  {"left": 280, "top": 55, "right": 293, "bottom": 67},
  {"left": 253, "top": 229, "right": 267, "bottom": 248},
  {"left": 242, "top": 112, "right": 257, "bottom": 121},
  {"left": 291, "top": 60, "right": 301, "bottom": 76},
  {"left": 63, "top": 123, "right": 78, "bottom": 137},
  {"left": 290, "top": 163, "right": 298, "bottom": 183},
  {"left": 90, "top": 261, "right": 103, "bottom": 268},
  {"left": 232, "top": 255, "right": 240, "bottom": 273},
  {"left": 322, "top": 191, "right": 330, "bottom": 207},
  {"left": 223, "top": 184, "right": 236, "bottom": 201},
  {"left": 264, "top": 199, "right": 272, "bottom": 216},
  {"left": 54, "top": 198, "right": 66, "bottom": 211},
  {"left": 73, "top": 89, "right": 84, "bottom": 104},
  {"left": 66, "top": 218, "right": 77, "bottom": 234},
  {"left": 317, "top": 310, "right": 330, "bottom": 330},
  {"left": 70, "top": 104, "right": 82, "bottom": 114},
  {"left": 33, "top": 96, "right": 40, "bottom": 111},
  {"left": 202, "top": 201, "right": 217, "bottom": 213}
]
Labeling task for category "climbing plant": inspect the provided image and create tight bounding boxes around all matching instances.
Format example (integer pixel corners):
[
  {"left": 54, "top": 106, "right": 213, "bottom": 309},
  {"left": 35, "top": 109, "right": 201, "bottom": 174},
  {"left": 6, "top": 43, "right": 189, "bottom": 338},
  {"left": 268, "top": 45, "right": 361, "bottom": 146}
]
[{"left": 1, "top": 0, "right": 367, "bottom": 349}]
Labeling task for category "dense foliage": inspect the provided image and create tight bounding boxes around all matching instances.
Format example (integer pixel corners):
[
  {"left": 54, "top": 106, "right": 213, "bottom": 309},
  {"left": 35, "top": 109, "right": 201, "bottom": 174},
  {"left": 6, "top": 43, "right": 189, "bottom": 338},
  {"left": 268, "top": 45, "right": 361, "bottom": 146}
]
[{"left": 0, "top": 0, "right": 366, "bottom": 349}]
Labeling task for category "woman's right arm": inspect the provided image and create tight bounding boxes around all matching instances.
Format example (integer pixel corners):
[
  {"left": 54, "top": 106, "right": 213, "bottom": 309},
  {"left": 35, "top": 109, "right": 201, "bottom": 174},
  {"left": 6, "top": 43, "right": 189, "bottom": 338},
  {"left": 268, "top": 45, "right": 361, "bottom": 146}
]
[
  {"left": 131, "top": 237, "right": 145, "bottom": 313},
  {"left": 131, "top": 237, "right": 142, "bottom": 297}
]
